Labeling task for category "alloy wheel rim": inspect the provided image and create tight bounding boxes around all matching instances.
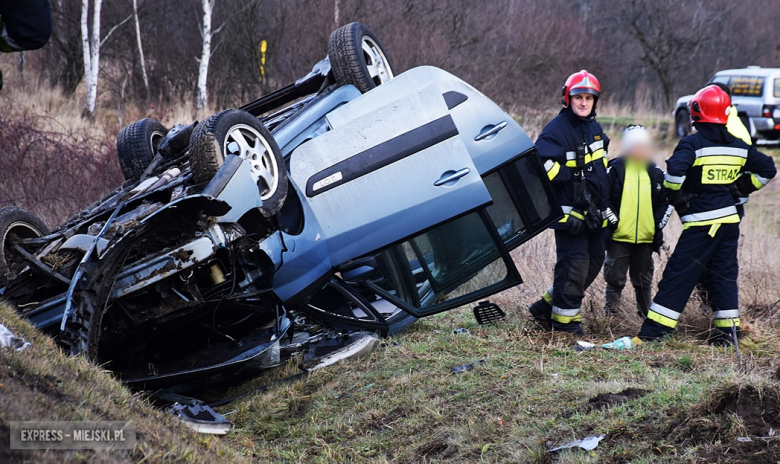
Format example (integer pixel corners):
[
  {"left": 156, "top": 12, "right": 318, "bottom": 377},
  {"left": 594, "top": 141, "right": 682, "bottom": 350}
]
[
  {"left": 224, "top": 124, "right": 279, "bottom": 200},
  {"left": 361, "top": 36, "right": 393, "bottom": 86}
]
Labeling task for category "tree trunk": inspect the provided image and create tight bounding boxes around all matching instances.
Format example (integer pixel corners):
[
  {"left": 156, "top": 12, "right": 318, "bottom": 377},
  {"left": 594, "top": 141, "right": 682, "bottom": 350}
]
[
  {"left": 196, "top": 0, "right": 214, "bottom": 111},
  {"left": 334, "top": 0, "right": 340, "bottom": 26},
  {"left": 132, "top": 0, "right": 149, "bottom": 100},
  {"left": 81, "top": 0, "right": 102, "bottom": 119},
  {"left": 80, "top": 0, "right": 93, "bottom": 117}
]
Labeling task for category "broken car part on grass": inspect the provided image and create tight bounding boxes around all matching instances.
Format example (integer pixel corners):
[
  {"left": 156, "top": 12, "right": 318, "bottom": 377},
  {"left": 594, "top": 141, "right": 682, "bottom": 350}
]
[{"left": 0, "top": 22, "right": 561, "bottom": 392}]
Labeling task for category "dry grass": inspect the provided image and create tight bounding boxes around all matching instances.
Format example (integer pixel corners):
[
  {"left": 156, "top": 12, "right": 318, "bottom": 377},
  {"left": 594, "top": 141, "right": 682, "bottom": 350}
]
[{"left": 0, "top": 304, "right": 248, "bottom": 464}]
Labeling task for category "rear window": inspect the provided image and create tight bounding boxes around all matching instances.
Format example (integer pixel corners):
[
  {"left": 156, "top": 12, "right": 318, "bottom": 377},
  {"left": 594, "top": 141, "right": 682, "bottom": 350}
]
[
  {"left": 775, "top": 78, "right": 780, "bottom": 98},
  {"left": 730, "top": 76, "right": 765, "bottom": 96}
]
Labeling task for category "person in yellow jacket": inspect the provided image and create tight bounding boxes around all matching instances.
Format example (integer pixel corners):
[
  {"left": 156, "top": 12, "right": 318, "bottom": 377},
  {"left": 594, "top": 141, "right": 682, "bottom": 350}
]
[{"left": 603, "top": 126, "right": 668, "bottom": 317}]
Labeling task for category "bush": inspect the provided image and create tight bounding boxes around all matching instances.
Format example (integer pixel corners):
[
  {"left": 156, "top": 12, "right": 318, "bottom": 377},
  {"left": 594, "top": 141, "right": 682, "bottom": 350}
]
[{"left": 0, "top": 110, "right": 123, "bottom": 226}]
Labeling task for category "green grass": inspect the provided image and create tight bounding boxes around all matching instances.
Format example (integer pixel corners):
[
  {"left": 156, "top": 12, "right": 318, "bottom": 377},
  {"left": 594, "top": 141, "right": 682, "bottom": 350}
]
[{"left": 208, "top": 308, "right": 780, "bottom": 463}]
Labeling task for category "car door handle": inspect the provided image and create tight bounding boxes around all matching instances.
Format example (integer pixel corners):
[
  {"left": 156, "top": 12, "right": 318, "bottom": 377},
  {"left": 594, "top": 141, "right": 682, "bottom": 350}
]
[
  {"left": 434, "top": 168, "right": 470, "bottom": 187},
  {"left": 474, "top": 121, "right": 508, "bottom": 141}
]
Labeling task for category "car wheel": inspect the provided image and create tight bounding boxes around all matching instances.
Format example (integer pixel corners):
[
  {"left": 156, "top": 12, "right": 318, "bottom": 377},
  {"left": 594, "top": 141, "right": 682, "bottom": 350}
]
[
  {"left": 189, "top": 109, "right": 288, "bottom": 217},
  {"left": 0, "top": 207, "right": 50, "bottom": 287},
  {"left": 117, "top": 118, "right": 168, "bottom": 181},
  {"left": 675, "top": 110, "right": 690, "bottom": 138},
  {"left": 328, "top": 22, "right": 395, "bottom": 93}
]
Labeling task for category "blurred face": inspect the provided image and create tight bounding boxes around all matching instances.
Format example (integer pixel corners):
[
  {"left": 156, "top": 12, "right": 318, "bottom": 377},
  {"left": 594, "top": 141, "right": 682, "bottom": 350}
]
[
  {"left": 570, "top": 93, "right": 595, "bottom": 117},
  {"left": 624, "top": 140, "right": 653, "bottom": 163}
]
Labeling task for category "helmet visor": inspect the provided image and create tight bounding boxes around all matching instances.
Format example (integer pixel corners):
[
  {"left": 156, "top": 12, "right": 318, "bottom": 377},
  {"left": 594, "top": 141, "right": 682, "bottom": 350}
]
[{"left": 569, "top": 87, "right": 600, "bottom": 98}]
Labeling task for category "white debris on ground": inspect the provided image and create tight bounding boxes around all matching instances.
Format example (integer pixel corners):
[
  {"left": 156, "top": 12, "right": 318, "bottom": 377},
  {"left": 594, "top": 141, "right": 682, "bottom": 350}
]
[
  {"left": 549, "top": 434, "right": 605, "bottom": 452},
  {"left": 0, "top": 323, "right": 31, "bottom": 351}
]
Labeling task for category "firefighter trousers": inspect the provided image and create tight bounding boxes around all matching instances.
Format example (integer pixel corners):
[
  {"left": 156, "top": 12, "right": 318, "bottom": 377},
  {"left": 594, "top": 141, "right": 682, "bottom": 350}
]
[
  {"left": 549, "top": 229, "right": 605, "bottom": 332},
  {"left": 637, "top": 223, "right": 740, "bottom": 341}
]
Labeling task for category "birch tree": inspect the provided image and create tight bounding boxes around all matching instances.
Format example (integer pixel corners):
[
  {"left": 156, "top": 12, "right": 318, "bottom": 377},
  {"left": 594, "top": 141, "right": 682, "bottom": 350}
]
[
  {"left": 196, "top": 0, "right": 214, "bottom": 110},
  {"left": 132, "top": 0, "right": 149, "bottom": 99},
  {"left": 81, "top": 0, "right": 131, "bottom": 118},
  {"left": 196, "top": 0, "right": 253, "bottom": 110}
]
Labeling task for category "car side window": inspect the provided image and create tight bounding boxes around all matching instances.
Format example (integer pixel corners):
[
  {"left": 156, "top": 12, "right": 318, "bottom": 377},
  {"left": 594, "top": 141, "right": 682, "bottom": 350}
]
[
  {"left": 709, "top": 75, "right": 730, "bottom": 86},
  {"left": 364, "top": 210, "right": 518, "bottom": 316},
  {"left": 775, "top": 78, "right": 780, "bottom": 98},
  {"left": 730, "top": 76, "right": 765, "bottom": 97},
  {"left": 483, "top": 149, "right": 560, "bottom": 249}
]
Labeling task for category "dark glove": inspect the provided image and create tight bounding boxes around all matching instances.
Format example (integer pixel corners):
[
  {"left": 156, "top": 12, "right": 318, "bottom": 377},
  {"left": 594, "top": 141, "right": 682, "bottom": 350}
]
[
  {"left": 667, "top": 189, "right": 697, "bottom": 216},
  {"left": 730, "top": 174, "right": 757, "bottom": 202},
  {"left": 585, "top": 203, "right": 603, "bottom": 231},
  {"left": 565, "top": 208, "right": 585, "bottom": 235},
  {"left": 652, "top": 230, "right": 664, "bottom": 254}
]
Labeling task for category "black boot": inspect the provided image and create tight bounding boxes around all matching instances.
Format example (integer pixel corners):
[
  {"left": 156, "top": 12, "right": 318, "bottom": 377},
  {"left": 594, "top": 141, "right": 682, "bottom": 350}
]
[
  {"left": 552, "top": 321, "right": 585, "bottom": 336},
  {"left": 709, "top": 327, "right": 741, "bottom": 347},
  {"left": 528, "top": 298, "right": 552, "bottom": 330}
]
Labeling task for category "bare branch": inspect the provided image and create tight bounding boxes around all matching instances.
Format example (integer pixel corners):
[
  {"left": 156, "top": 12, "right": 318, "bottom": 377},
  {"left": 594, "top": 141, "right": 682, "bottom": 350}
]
[{"left": 99, "top": 14, "right": 132, "bottom": 47}]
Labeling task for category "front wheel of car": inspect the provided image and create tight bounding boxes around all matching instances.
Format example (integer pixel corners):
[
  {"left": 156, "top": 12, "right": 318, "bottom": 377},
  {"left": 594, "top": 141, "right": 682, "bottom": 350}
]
[
  {"left": 117, "top": 118, "right": 168, "bottom": 182},
  {"left": 0, "top": 207, "right": 50, "bottom": 287},
  {"left": 189, "top": 109, "right": 288, "bottom": 217},
  {"left": 328, "top": 22, "right": 395, "bottom": 93},
  {"left": 675, "top": 109, "right": 691, "bottom": 138}
]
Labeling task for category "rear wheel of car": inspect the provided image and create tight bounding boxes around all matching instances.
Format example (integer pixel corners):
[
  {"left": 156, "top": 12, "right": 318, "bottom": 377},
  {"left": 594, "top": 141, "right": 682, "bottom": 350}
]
[
  {"left": 189, "top": 109, "right": 287, "bottom": 217},
  {"left": 0, "top": 207, "right": 50, "bottom": 287},
  {"left": 328, "top": 22, "right": 395, "bottom": 93},
  {"left": 117, "top": 118, "right": 168, "bottom": 181},
  {"left": 675, "top": 109, "right": 691, "bottom": 138}
]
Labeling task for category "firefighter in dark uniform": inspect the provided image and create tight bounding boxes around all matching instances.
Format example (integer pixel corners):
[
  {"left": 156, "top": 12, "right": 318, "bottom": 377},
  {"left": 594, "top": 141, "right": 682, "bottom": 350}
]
[
  {"left": 0, "top": 0, "right": 52, "bottom": 90},
  {"left": 528, "top": 70, "right": 611, "bottom": 335},
  {"left": 637, "top": 85, "right": 777, "bottom": 342}
]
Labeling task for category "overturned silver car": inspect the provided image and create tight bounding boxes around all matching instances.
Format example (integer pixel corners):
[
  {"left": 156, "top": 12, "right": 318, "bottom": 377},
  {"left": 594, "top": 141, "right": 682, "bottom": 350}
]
[{"left": 0, "top": 23, "right": 560, "bottom": 389}]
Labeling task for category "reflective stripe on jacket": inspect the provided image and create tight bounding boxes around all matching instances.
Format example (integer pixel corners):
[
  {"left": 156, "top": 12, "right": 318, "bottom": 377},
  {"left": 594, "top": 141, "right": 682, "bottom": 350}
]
[
  {"left": 536, "top": 107, "right": 611, "bottom": 229},
  {"left": 665, "top": 123, "right": 776, "bottom": 228}
]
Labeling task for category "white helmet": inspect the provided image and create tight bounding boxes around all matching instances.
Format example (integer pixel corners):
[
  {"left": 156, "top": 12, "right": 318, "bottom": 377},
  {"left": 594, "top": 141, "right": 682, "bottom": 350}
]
[{"left": 621, "top": 125, "right": 652, "bottom": 153}]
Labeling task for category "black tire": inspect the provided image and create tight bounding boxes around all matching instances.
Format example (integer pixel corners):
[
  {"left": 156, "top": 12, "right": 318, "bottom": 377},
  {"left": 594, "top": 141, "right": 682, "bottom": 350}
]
[
  {"left": 117, "top": 118, "right": 168, "bottom": 181},
  {"left": 189, "top": 109, "right": 287, "bottom": 217},
  {"left": 0, "top": 207, "right": 50, "bottom": 287},
  {"left": 328, "top": 22, "right": 395, "bottom": 93},
  {"left": 675, "top": 109, "right": 691, "bottom": 138}
]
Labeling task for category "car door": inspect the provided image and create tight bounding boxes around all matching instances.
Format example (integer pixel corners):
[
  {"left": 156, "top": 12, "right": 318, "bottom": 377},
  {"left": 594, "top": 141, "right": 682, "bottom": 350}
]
[{"left": 289, "top": 82, "right": 494, "bottom": 265}]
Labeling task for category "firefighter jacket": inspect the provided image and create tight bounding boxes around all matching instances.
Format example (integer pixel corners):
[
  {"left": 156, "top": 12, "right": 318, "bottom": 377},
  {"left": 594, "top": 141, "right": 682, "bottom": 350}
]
[
  {"left": 536, "top": 107, "right": 611, "bottom": 229},
  {"left": 607, "top": 157, "right": 667, "bottom": 246},
  {"left": 664, "top": 123, "right": 776, "bottom": 229}
]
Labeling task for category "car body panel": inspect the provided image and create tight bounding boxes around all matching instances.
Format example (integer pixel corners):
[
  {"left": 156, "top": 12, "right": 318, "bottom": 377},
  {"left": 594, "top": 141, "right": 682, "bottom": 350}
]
[
  {"left": 290, "top": 76, "right": 492, "bottom": 266},
  {"left": 325, "top": 66, "right": 536, "bottom": 175},
  {"left": 273, "top": 85, "right": 362, "bottom": 157}
]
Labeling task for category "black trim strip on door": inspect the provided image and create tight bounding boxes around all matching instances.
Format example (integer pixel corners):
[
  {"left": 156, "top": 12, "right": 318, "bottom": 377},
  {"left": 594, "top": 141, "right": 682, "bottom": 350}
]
[{"left": 305, "top": 115, "right": 459, "bottom": 197}]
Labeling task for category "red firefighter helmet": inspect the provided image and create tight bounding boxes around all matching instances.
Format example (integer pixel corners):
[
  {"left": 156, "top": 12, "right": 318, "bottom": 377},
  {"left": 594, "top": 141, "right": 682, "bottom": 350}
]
[
  {"left": 689, "top": 85, "right": 731, "bottom": 125},
  {"left": 561, "top": 70, "right": 601, "bottom": 107}
]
